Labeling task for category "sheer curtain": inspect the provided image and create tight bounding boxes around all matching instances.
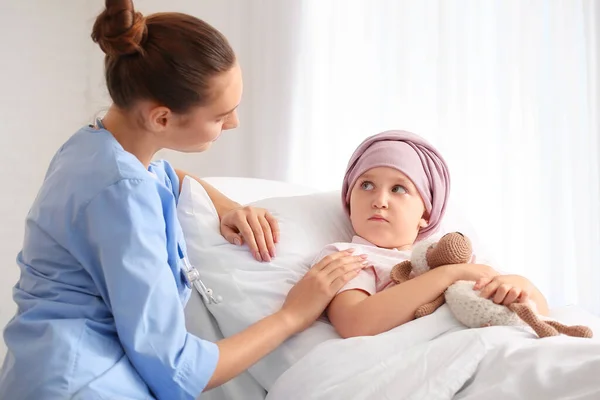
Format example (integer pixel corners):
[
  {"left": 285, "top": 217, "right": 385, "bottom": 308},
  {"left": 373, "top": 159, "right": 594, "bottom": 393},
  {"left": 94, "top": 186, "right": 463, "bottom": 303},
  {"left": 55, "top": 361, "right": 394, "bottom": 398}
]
[{"left": 285, "top": 0, "right": 600, "bottom": 314}]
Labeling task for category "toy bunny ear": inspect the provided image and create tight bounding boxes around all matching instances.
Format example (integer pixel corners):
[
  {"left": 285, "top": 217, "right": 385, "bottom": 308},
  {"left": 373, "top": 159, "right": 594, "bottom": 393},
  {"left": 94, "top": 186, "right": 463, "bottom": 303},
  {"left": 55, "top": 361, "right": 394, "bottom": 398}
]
[{"left": 411, "top": 238, "right": 437, "bottom": 276}]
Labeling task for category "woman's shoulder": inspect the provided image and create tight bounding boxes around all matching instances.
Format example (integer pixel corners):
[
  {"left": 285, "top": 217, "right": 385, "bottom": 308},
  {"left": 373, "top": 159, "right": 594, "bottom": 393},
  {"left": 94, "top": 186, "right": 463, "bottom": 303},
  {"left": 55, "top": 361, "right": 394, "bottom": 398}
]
[
  {"left": 51, "top": 126, "right": 149, "bottom": 179},
  {"left": 36, "top": 127, "right": 170, "bottom": 215}
]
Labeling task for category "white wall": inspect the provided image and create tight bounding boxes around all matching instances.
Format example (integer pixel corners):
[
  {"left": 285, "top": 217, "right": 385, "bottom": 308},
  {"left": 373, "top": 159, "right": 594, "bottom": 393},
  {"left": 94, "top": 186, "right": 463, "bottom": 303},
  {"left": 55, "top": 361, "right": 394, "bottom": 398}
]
[{"left": 0, "top": 0, "right": 98, "bottom": 362}]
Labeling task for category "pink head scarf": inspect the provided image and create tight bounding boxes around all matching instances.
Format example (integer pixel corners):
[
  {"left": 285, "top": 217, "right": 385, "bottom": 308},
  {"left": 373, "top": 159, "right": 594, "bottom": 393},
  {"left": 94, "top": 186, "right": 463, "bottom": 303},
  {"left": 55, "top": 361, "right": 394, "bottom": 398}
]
[{"left": 342, "top": 130, "right": 450, "bottom": 241}]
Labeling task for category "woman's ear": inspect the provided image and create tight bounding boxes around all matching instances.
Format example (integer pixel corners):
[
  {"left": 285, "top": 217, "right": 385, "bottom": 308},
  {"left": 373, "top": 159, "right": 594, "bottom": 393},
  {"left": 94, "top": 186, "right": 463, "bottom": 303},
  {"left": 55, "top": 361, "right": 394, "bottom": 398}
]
[{"left": 147, "top": 105, "right": 172, "bottom": 133}]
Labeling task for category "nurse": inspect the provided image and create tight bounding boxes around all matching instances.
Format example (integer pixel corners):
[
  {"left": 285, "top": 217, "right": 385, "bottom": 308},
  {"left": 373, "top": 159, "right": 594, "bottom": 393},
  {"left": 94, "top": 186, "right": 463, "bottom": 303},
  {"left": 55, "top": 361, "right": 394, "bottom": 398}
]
[{"left": 0, "top": 1, "right": 367, "bottom": 399}]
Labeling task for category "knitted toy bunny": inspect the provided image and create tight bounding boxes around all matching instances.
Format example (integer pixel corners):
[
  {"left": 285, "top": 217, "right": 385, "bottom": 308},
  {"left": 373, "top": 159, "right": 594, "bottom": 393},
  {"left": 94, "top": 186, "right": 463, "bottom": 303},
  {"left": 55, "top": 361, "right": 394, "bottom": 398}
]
[{"left": 390, "top": 232, "right": 593, "bottom": 339}]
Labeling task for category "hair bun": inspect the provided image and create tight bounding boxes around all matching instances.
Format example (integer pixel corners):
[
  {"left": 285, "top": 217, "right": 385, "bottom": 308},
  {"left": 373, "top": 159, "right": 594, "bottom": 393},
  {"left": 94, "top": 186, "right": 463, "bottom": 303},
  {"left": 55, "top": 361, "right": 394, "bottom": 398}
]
[{"left": 91, "top": 0, "right": 147, "bottom": 57}]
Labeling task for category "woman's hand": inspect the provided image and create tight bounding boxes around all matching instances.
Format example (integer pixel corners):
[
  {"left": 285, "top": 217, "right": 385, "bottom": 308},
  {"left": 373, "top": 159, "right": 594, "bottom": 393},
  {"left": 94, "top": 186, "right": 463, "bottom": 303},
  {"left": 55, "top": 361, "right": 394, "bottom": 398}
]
[
  {"left": 173, "top": 170, "right": 279, "bottom": 262},
  {"left": 279, "top": 250, "right": 369, "bottom": 333},
  {"left": 220, "top": 206, "right": 279, "bottom": 262},
  {"left": 473, "top": 275, "right": 531, "bottom": 306}
]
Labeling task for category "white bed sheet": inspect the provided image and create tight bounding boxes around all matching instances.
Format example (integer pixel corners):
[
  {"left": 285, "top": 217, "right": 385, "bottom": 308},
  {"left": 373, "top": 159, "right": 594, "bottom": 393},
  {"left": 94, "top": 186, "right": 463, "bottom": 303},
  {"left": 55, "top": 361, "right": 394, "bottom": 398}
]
[
  {"left": 266, "top": 305, "right": 600, "bottom": 400},
  {"left": 185, "top": 289, "right": 266, "bottom": 400}
]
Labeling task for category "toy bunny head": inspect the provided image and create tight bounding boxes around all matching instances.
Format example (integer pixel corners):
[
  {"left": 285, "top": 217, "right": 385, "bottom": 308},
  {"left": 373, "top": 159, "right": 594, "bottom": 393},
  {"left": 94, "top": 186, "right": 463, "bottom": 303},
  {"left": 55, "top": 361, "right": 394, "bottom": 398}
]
[{"left": 410, "top": 232, "right": 473, "bottom": 277}]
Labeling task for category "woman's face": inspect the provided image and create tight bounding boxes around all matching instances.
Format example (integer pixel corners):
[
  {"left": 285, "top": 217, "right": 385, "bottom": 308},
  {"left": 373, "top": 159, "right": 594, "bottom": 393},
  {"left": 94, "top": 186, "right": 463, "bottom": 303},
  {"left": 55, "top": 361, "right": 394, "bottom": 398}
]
[{"left": 165, "top": 62, "right": 243, "bottom": 152}]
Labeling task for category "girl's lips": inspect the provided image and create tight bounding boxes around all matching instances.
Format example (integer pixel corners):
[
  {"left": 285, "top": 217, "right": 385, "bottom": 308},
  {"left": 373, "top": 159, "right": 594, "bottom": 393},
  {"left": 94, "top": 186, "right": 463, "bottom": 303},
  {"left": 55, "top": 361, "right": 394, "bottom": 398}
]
[{"left": 368, "top": 215, "right": 388, "bottom": 222}]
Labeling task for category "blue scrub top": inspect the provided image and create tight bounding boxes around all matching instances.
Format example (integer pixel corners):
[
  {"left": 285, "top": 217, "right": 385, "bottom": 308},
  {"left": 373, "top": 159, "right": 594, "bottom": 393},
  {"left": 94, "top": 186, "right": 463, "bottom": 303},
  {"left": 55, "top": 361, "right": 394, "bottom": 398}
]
[{"left": 0, "top": 124, "right": 219, "bottom": 399}]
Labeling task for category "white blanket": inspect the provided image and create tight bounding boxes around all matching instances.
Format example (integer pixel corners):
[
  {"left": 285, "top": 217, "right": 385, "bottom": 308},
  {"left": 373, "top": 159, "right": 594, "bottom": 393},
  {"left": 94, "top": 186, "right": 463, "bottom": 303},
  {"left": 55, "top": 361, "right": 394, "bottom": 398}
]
[{"left": 266, "top": 306, "right": 600, "bottom": 400}]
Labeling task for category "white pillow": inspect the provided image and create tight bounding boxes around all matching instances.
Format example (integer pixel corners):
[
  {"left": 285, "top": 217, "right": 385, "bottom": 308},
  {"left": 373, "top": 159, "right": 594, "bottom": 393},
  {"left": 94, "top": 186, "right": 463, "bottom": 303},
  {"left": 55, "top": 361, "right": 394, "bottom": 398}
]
[
  {"left": 177, "top": 177, "right": 498, "bottom": 389},
  {"left": 200, "top": 176, "right": 318, "bottom": 204}
]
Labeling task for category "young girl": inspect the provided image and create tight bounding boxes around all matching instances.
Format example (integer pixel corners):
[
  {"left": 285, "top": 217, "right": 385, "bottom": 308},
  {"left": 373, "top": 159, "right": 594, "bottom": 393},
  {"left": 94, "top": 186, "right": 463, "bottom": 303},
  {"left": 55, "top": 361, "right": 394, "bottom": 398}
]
[{"left": 317, "top": 130, "right": 550, "bottom": 338}]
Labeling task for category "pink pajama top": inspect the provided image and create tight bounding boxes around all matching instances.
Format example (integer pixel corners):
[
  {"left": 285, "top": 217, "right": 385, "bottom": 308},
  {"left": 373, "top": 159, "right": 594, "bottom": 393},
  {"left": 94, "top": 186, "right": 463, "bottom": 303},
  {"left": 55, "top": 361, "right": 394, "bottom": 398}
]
[{"left": 313, "top": 236, "right": 412, "bottom": 295}]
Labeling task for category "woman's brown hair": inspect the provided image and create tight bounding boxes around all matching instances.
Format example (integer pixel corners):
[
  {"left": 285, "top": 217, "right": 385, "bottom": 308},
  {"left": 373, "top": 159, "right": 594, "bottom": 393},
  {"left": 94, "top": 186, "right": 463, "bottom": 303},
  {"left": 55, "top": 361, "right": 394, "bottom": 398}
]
[{"left": 91, "top": 0, "right": 236, "bottom": 113}]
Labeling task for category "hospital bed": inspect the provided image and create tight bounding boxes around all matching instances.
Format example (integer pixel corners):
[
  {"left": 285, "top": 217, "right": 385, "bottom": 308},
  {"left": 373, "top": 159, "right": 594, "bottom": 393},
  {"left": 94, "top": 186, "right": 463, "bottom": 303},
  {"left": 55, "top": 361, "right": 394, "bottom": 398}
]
[{"left": 182, "top": 177, "right": 600, "bottom": 400}]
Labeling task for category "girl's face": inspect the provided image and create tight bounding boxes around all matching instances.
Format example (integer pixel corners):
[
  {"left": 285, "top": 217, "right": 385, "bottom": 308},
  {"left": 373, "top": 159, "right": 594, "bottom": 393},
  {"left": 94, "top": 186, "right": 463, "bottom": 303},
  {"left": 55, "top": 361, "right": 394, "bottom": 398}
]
[{"left": 349, "top": 167, "right": 429, "bottom": 250}]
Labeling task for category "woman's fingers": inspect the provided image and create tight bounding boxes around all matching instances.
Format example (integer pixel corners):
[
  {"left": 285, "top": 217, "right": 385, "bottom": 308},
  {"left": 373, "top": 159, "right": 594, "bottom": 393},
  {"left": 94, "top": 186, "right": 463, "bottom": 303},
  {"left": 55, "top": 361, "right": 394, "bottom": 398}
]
[
  {"left": 320, "top": 254, "right": 368, "bottom": 275},
  {"left": 327, "top": 258, "right": 370, "bottom": 279},
  {"left": 330, "top": 269, "right": 363, "bottom": 292},
  {"left": 265, "top": 211, "right": 280, "bottom": 244},
  {"left": 257, "top": 214, "right": 276, "bottom": 259},
  {"left": 312, "top": 249, "right": 356, "bottom": 271},
  {"left": 233, "top": 214, "right": 261, "bottom": 261},
  {"left": 244, "top": 213, "right": 269, "bottom": 262},
  {"left": 220, "top": 206, "right": 281, "bottom": 262},
  {"left": 306, "top": 250, "right": 367, "bottom": 296},
  {"left": 221, "top": 223, "right": 244, "bottom": 246}
]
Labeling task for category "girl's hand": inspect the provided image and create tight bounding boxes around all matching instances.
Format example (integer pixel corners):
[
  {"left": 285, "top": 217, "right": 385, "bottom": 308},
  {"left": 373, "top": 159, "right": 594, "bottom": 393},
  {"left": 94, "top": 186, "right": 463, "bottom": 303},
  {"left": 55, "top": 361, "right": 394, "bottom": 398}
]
[
  {"left": 474, "top": 275, "right": 531, "bottom": 306},
  {"left": 220, "top": 206, "right": 279, "bottom": 262},
  {"left": 280, "top": 250, "right": 369, "bottom": 333}
]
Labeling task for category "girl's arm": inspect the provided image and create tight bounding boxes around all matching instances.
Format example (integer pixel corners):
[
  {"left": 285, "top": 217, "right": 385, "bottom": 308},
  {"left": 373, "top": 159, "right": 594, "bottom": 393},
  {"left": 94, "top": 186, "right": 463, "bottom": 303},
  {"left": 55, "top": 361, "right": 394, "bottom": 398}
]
[
  {"left": 327, "top": 266, "right": 457, "bottom": 338},
  {"left": 328, "top": 263, "right": 499, "bottom": 338}
]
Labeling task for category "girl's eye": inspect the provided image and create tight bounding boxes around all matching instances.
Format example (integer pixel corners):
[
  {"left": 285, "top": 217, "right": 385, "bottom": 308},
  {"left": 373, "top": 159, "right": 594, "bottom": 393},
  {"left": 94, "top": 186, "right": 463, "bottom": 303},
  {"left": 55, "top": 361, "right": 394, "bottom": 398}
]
[
  {"left": 392, "top": 185, "right": 407, "bottom": 194},
  {"left": 361, "top": 181, "right": 374, "bottom": 190}
]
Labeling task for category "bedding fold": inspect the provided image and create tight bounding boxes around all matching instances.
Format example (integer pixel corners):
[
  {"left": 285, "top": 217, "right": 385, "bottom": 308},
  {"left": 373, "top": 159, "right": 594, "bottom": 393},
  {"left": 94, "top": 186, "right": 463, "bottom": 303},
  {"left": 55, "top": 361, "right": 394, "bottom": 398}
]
[{"left": 266, "top": 306, "right": 600, "bottom": 400}]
